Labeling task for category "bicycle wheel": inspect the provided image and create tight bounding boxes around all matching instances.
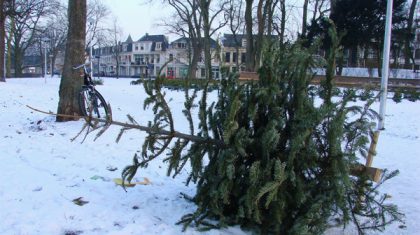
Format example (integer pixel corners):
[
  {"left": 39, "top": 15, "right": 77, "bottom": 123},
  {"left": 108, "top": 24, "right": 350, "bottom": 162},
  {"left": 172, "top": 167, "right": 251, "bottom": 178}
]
[{"left": 79, "top": 87, "right": 109, "bottom": 119}]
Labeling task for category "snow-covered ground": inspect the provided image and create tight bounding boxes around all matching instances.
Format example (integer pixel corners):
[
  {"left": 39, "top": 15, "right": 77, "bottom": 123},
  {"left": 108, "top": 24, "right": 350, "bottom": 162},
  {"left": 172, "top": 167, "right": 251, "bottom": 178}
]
[{"left": 0, "top": 77, "right": 419, "bottom": 235}]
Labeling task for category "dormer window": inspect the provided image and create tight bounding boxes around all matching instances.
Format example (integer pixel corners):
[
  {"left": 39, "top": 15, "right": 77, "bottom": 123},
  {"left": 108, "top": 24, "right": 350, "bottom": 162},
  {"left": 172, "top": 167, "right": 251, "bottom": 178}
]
[
  {"left": 156, "top": 42, "right": 162, "bottom": 50},
  {"left": 177, "top": 42, "right": 186, "bottom": 49},
  {"left": 242, "top": 38, "right": 247, "bottom": 47}
]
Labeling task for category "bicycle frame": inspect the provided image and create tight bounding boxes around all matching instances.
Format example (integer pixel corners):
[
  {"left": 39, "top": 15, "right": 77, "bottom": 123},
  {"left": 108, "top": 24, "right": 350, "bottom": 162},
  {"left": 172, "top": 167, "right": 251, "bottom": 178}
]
[
  {"left": 73, "top": 63, "right": 94, "bottom": 86},
  {"left": 74, "top": 63, "right": 105, "bottom": 118}
]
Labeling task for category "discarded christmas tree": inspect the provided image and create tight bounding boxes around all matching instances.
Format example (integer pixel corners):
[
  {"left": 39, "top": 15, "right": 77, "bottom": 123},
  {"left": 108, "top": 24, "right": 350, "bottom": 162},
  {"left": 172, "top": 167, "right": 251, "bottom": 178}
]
[{"left": 118, "top": 28, "right": 403, "bottom": 234}]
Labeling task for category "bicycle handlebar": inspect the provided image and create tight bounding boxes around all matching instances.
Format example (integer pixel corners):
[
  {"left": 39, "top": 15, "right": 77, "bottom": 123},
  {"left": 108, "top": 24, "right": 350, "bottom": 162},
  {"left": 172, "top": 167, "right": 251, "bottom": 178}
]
[{"left": 73, "top": 64, "right": 88, "bottom": 70}]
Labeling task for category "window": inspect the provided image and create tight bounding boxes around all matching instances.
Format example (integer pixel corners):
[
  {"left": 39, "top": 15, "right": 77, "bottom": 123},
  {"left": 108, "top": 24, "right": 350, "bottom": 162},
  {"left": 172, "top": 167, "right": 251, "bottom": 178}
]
[
  {"left": 135, "top": 46, "right": 138, "bottom": 51},
  {"left": 156, "top": 42, "right": 162, "bottom": 50},
  {"left": 169, "top": 54, "right": 174, "bottom": 61},
  {"left": 177, "top": 42, "right": 186, "bottom": 49},
  {"left": 212, "top": 67, "right": 219, "bottom": 79},
  {"left": 415, "top": 49, "right": 420, "bottom": 59},
  {"left": 241, "top": 53, "right": 246, "bottom": 63},
  {"left": 180, "top": 67, "right": 188, "bottom": 78},
  {"left": 232, "top": 52, "right": 237, "bottom": 63},
  {"left": 242, "top": 39, "right": 247, "bottom": 47},
  {"left": 201, "top": 68, "right": 206, "bottom": 78},
  {"left": 225, "top": 52, "right": 231, "bottom": 63}
]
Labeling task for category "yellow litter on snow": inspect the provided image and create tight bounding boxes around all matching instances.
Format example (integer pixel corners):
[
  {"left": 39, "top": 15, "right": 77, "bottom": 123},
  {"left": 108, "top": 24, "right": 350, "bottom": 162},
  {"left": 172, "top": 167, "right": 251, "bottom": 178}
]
[{"left": 113, "top": 177, "right": 151, "bottom": 187}]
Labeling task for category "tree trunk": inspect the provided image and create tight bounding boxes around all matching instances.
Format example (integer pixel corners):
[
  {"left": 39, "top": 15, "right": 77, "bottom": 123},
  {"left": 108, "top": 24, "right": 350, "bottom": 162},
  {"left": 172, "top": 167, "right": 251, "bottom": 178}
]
[
  {"left": 254, "top": 0, "right": 269, "bottom": 71},
  {"left": 404, "top": 0, "right": 417, "bottom": 68},
  {"left": 13, "top": 47, "right": 23, "bottom": 77},
  {"left": 0, "top": 0, "right": 5, "bottom": 82},
  {"left": 200, "top": 0, "right": 212, "bottom": 80},
  {"left": 56, "top": 0, "right": 86, "bottom": 122},
  {"left": 245, "top": 0, "right": 254, "bottom": 71},
  {"left": 279, "top": 0, "right": 286, "bottom": 50},
  {"left": 302, "top": 0, "right": 309, "bottom": 36},
  {"left": 6, "top": 16, "right": 14, "bottom": 78}
]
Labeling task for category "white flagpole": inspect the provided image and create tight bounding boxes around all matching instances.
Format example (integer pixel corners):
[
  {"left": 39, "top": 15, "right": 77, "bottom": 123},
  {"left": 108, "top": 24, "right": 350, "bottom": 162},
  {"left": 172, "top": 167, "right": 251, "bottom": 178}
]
[
  {"left": 366, "top": 0, "right": 393, "bottom": 170},
  {"left": 378, "top": 0, "right": 393, "bottom": 130}
]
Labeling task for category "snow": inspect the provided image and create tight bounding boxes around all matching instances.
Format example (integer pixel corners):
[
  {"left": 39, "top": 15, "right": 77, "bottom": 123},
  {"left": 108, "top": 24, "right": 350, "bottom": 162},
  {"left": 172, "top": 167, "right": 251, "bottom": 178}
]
[{"left": 0, "top": 77, "right": 419, "bottom": 235}]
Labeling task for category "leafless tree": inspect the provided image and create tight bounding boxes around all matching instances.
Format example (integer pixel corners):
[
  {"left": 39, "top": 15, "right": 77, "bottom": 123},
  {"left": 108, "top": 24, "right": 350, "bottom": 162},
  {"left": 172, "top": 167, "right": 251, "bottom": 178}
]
[
  {"left": 226, "top": 0, "right": 244, "bottom": 69},
  {"left": 404, "top": 0, "right": 418, "bottom": 68},
  {"left": 0, "top": 0, "right": 8, "bottom": 81},
  {"left": 157, "top": 0, "right": 227, "bottom": 79},
  {"left": 56, "top": 0, "right": 86, "bottom": 122},
  {"left": 86, "top": 0, "right": 111, "bottom": 49},
  {"left": 110, "top": 17, "right": 123, "bottom": 79},
  {"left": 7, "top": 0, "right": 56, "bottom": 77},
  {"left": 34, "top": 2, "right": 68, "bottom": 77},
  {"left": 198, "top": 0, "right": 228, "bottom": 80},
  {"left": 244, "top": 0, "right": 254, "bottom": 71},
  {"left": 158, "top": 0, "right": 202, "bottom": 79}
]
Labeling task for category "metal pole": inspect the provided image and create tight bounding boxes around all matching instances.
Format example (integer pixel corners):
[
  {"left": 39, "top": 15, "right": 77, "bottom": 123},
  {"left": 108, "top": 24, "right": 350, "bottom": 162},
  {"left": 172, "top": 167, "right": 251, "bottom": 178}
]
[
  {"left": 3, "top": 48, "right": 6, "bottom": 81},
  {"left": 44, "top": 43, "right": 47, "bottom": 83},
  {"left": 90, "top": 46, "right": 93, "bottom": 78},
  {"left": 378, "top": 0, "right": 393, "bottom": 131},
  {"left": 365, "top": 0, "right": 393, "bottom": 170}
]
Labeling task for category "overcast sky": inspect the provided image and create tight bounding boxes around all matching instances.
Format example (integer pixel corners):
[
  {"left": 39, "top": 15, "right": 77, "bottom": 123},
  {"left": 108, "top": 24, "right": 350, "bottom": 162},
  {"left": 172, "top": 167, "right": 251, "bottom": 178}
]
[{"left": 101, "top": 0, "right": 173, "bottom": 41}]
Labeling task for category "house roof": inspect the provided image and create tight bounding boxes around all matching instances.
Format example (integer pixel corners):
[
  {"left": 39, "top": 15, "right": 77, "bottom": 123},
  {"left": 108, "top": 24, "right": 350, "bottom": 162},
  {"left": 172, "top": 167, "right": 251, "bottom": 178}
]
[
  {"left": 222, "top": 34, "right": 247, "bottom": 47},
  {"left": 137, "top": 34, "right": 168, "bottom": 51},
  {"left": 222, "top": 34, "right": 278, "bottom": 47},
  {"left": 125, "top": 35, "right": 133, "bottom": 43},
  {"left": 138, "top": 34, "right": 167, "bottom": 43},
  {"left": 172, "top": 37, "right": 218, "bottom": 49}
]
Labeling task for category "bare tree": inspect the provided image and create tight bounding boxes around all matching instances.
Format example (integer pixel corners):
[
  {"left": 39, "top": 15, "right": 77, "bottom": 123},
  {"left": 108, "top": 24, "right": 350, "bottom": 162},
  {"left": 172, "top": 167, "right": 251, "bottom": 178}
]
[
  {"left": 244, "top": 0, "right": 254, "bottom": 71},
  {"left": 198, "top": 0, "right": 228, "bottom": 80},
  {"left": 111, "top": 17, "right": 123, "bottom": 79},
  {"left": 86, "top": 0, "right": 110, "bottom": 49},
  {"left": 56, "top": 0, "right": 86, "bottom": 122},
  {"left": 226, "top": 0, "right": 244, "bottom": 70},
  {"left": 404, "top": 0, "right": 418, "bottom": 68},
  {"left": 159, "top": 0, "right": 203, "bottom": 79},
  {"left": 0, "top": 0, "right": 6, "bottom": 81},
  {"left": 8, "top": 0, "right": 53, "bottom": 77},
  {"left": 302, "top": 0, "right": 309, "bottom": 36}
]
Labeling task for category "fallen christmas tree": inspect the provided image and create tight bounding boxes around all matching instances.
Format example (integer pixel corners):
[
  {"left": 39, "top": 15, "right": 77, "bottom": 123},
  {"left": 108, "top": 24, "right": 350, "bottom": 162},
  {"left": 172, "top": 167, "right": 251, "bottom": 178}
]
[{"left": 103, "top": 28, "right": 405, "bottom": 234}]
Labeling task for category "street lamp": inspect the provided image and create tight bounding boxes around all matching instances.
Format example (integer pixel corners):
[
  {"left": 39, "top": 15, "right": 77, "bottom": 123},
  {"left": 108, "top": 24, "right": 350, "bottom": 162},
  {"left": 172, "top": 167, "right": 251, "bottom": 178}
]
[
  {"left": 49, "top": 54, "right": 53, "bottom": 78},
  {"left": 2, "top": 48, "right": 5, "bottom": 81},
  {"left": 88, "top": 18, "right": 95, "bottom": 79},
  {"left": 42, "top": 38, "right": 50, "bottom": 83}
]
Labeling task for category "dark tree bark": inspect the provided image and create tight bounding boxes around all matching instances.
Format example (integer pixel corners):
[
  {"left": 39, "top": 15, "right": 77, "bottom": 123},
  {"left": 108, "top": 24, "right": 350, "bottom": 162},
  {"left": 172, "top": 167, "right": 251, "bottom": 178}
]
[
  {"left": 302, "top": 0, "right": 309, "bottom": 36},
  {"left": 245, "top": 0, "right": 254, "bottom": 71},
  {"left": 404, "top": 0, "right": 417, "bottom": 68},
  {"left": 0, "top": 0, "right": 5, "bottom": 82},
  {"left": 200, "top": 0, "right": 212, "bottom": 80},
  {"left": 279, "top": 0, "right": 286, "bottom": 49},
  {"left": 56, "top": 0, "right": 86, "bottom": 122}
]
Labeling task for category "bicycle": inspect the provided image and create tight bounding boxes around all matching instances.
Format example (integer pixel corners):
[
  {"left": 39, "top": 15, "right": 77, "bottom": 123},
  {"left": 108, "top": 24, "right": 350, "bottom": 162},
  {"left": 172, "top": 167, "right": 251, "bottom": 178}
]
[{"left": 73, "top": 64, "right": 109, "bottom": 120}]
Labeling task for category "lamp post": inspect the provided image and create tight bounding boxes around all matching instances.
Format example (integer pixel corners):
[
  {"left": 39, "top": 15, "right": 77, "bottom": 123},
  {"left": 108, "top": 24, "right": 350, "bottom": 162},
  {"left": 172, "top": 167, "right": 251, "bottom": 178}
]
[
  {"left": 49, "top": 54, "right": 53, "bottom": 78},
  {"left": 2, "top": 48, "right": 5, "bottom": 81},
  {"left": 365, "top": 0, "right": 393, "bottom": 170},
  {"left": 88, "top": 18, "right": 94, "bottom": 79},
  {"left": 42, "top": 38, "right": 50, "bottom": 83},
  {"left": 95, "top": 55, "right": 100, "bottom": 79}
]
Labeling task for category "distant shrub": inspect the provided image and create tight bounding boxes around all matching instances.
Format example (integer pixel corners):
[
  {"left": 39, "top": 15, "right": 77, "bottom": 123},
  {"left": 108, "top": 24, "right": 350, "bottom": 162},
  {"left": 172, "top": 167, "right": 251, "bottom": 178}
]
[
  {"left": 92, "top": 78, "right": 104, "bottom": 85},
  {"left": 392, "top": 89, "right": 403, "bottom": 103}
]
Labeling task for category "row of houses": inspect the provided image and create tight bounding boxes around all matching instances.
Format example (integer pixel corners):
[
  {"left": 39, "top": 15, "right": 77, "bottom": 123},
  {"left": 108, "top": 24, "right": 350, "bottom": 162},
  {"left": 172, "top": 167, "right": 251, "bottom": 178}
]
[
  {"left": 92, "top": 33, "right": 239, "bottom": 79},
  {"left": 92, "top": 31, "right": 420, "bottom": 80}
]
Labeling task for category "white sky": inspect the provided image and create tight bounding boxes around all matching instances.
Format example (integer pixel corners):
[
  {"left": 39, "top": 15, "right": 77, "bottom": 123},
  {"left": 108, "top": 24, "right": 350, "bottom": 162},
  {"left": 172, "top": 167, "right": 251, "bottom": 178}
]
[{"left": 101, "top": 0, "right": 173, "bottom": 41}]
